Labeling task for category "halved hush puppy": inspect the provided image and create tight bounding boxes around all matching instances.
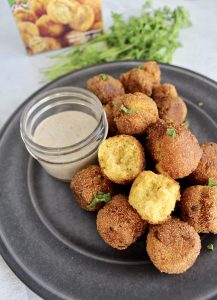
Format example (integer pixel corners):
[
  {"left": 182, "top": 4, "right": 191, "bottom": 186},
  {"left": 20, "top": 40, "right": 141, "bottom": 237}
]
[
  {"left": 146, "top": 218, "right": 201, "bottom": 274},
  {"left": 129, "top": 171, "right": 180, "bottom": 224},
  {"left": 78, "top": 0, "right": 102, "bottom": 22},
  {"left": 87, "top": 74, "right": 125, "bottom": 105},
  {"left": 96, "top": 194, "right": 147, "bottom": 250},
  {"left": 14, "top": 9, "right": 36, "bottom": 23},
  {"left": 47, "top": 0, "right": 80, "bottom": 24},
  {"left": 69, "top": 5, "right": 95, "bottom": 31},
  {"left": 188, "top": 142, "right": 217, "bottom": 185},
  {"left": 181, "top": 186, "right": 217, "bottom": 233},
  {"left": 29, "top": 0, "right": 51, "bottom": 17},
  {"left": 36, "top": 15, "right": 65, "bottom": 38},
  {"left": 98, "top": 135, "right": 145, "bottom": 184},
  {"left": 112, "top": 92, "right": 158, "bottom": 135},
  {"left": 146, "top": 120, "right": 202, "bottom": 179},
  {"left": 18, "top": 22, "right": 39, "bottom": 46},
  {"left": 70, "top": 165, "right": 114, "bottom": 212}
]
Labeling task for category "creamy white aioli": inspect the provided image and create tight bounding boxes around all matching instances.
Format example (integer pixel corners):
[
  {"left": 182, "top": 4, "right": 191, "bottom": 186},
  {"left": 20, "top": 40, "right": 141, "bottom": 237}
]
[{"left": 33, "top": 111, "right": 98, "bottom": 148}]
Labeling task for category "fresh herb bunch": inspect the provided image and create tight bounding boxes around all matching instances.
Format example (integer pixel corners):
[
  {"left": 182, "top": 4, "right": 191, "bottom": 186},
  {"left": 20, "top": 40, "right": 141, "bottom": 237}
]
[{"left": 43, "top": 1, "right": 191, "bottom": 82}]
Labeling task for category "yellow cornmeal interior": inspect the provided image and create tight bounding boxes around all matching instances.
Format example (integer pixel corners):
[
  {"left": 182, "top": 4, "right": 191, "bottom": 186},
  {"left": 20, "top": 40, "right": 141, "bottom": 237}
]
[
  {"left": 98, "top": 136, "right": 142, "bottom": 182},
  {"left": 129, "top": 171, "right": 180, "bottom": 224}
]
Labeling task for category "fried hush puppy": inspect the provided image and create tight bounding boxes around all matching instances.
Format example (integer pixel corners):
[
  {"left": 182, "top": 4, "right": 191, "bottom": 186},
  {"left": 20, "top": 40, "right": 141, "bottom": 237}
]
[
  {"left": 104, "top": 103, "right": 119, "bottom": 136},
  {"left": 36, "top": 15, "right": 65, "bottom": 38},
  {"left": 96, "top": 194, "right": 147, "bottom": 250},
  {"left": 129, "top": 171, "right": 180, "bottom": 224},
  {"left": 120, "top": 61, "right": 161, "bottom": 96},
  {"left": 181, "top": 186, "right": 217, "bottom": 233},
  {"left": 29, "top": 0, "right": 51, "bottom": 17},
  {"left": 87, "top": 74, "right": 125, "bottom": 105},
  {"left": 78, "top": 0, "right": 102, "bottom": 22},
  {"left": 112, "top": 92, "right": 158, "bottom": 135},
  {"left": 69, "top": 4, "right": 95, "bottom": 32},
  {"left": 152, "top": 84, "right": 187, "bottom": 124},
  {"left": 146, "top": 120, "right": 202, "bottom": 179},
  {"left": 18, "top": 22, "right": 39, "bottom": 46},
  {"left": 188, "top": 142, "right": 217, "bottom": 184},
  {"left": 98, "top": 135, "right": 145, "bottom": 184},
  {"left": 14, "top": 9, "right": 36, "bottom": 23},
  {"left": 146, "top": 218, "right": 201, "bottom": 274},
  {"left": 70, "top": 165, "right": 114, "bottom": 211},
  {"left": 47, "top": 0, "right": 80, "bottom": 24}
]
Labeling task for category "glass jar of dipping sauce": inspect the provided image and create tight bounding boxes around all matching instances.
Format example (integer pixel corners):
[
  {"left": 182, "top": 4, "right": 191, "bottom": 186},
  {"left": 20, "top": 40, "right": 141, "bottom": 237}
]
[{"left": 20, "top": 87, "right": 108, "bottom": 181}]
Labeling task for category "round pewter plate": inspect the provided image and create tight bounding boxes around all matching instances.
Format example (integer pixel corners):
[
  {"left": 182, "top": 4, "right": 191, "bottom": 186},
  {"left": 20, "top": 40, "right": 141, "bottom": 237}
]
[{"left": 0, "top": 61, "right": 217, "bottom": 300}]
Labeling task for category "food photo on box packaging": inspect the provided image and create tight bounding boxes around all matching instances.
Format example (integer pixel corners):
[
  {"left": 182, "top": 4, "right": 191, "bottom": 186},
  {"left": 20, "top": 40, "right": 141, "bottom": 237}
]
[{"left": 0, "top": 0, "right": 217, "bottom": 300}]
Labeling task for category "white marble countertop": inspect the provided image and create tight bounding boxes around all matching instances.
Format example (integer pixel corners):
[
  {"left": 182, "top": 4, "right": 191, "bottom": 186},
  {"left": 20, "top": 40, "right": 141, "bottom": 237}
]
[{"left": 0, "top": 0, "right": 217, "bottom": 299}]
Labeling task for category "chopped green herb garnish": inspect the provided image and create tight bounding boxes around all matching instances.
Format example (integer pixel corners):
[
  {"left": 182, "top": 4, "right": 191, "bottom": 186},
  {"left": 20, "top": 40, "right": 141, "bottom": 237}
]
[
  {"left": 183, "top": 120, "right": 190, "bottom": 128},
  {"left": 101, "top": 73, "right": 109, "bottom": 81},
  {"left": 43, "top": 2, "right": 191, "bottom": 81},
  {"left": 207, "top": 243, "right": 214, "bottom": 251},
  {"left": 166, "top": 128, "right": 176, "bottom": 137},
  {"left": 87, "top": 192, "right": 111, "bottom": 209},
  {"left": 197, "top": 101, "right": 204, "bottom": 107},
  {"left": 207, "top": 178, "right": 216, "bottom": 187},
  {"left": 120, "top": 104, "right": 137, "bottom": 114}
]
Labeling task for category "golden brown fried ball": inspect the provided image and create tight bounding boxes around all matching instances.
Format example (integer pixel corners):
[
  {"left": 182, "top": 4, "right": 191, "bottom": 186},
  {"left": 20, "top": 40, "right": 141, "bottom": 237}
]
[
  {"left": 152, "top": 83, "right": 177, "bottom": 100},
  {"left": 140, "top": 61, "right": 161, "bottom": 86},
  {"left": 47, "top": 0, "right": 80, "bottom": 24},
  {"left": 62, "top": 30, "right": 86, "bottom": 46},
  {"left": 98, "top": 135, "right": 145, "bottom": 184},
  {"left": 13, "top": 9, "right": 36, "bottom": 23},
  {"left": 36, "top": 15, "right": 65, "bottom": 38},
  {"left": 69, "top": 4, "right": 95, "bottom": 31},
  {"left": 18, "top": 22, "right": 39, "bottom": 46},
  {"left": 129, "top": 171, "right": 180, "bottom": 224},
  {"left": 87, "top": 74, "right": 125, "bottom": 105},
  {"left": 91, "top": 21, "right": 103, "bottom": 30},
  {"left": 78, "top": 0, "right": 102, "bottom": 22},
  {"left": 27, "top": 36, "right": 47, "bottom": 54},
  {"left": 181, "top": 185, "right": 217, "bottom": 233},
  {"left": 146, "top": 218, "right": 201, "bottom": 274},
  {"left": 120, "top": 61, "right": 161, "bottom": 96},
  {"left": 152, "top": 84, "right": 187, "bottom": 124},
  {"left": 112, "top": 92, "right": 158, "bottom": 135},
  {"left": 188, "top": 142, "right": 217, "bottom": 184},
  {"left": 29, "top": 0, "right": 51, "bottom": 17},
  {"left": 104, "top": 103, "right": 119, "bottom": 136},
  {"left": 146, "top": 120, "right": 202, "bottom": 179},
  {"left": 96, "top": 194, "right": 147, "bottom": 250},
  {"left": 44, "top": 37, "right": 61, "bottom": 50},
  {"left": 70, "top": 165, "right": 114, "bottom": 212}
]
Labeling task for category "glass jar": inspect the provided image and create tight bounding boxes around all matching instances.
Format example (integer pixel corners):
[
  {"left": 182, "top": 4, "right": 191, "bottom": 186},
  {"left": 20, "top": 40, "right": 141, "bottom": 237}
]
[{"left": 20, "top": 87, "right": 108, "bottom": 181}]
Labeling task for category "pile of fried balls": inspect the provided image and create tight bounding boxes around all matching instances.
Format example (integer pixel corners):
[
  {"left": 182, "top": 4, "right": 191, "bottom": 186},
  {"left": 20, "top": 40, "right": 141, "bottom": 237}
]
[{"left": 70, "top": 61, "right": 217, "bottom": 274}]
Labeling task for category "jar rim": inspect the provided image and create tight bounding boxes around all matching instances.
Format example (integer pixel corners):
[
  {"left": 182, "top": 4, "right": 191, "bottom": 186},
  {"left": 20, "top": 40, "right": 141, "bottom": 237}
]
[{"left": 20, "top": 86, "right": 106, "bottom": 155}]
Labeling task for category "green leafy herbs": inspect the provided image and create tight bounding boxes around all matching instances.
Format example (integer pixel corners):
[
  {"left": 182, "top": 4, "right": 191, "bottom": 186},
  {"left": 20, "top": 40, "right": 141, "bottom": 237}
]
[
  {"left": 86, "top": 192, "right": 111, "bottom": 209},
  {"left": 207, "top": 178, "right": 216, "bottom": 187},
  {"left": 197, "top": 101, "right": 204, "bottom": 107},
  {"left": 120, "top": 104, "right": 137, "bottom": 114},
  {"left": 43, "top": 2, "right": 191, "bottom": 81},
  {"left": 207, "top": 243, "right": 214, "bottom": 251},
  {"left": 183, "top": 119, "right": 190, "bottom": 128},
  {"left": 101, "top": 73, "right": 109, "bottom": 81},
  {"left": 166, "top": 128, "right": 176, "bottom": 137}
]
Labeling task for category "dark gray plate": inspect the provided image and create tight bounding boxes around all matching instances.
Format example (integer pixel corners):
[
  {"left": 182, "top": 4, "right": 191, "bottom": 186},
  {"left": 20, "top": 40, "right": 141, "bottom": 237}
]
[{"left": 0, "top": 61, "right": 217, "bottom": 300}]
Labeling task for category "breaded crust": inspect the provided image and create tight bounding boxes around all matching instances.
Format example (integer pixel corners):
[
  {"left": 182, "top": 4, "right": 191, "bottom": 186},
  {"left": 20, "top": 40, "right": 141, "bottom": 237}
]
[
  {"left": 98, "top": 135, "right": 145, "bottom": 184},
  {"left": 146, "top": 218, "right": 201, "bottom": 274},
  {"left": 181, "top": 186, "right": 217, "bottom": 233},
  {"left": 152, "top": 83, "right": 177, "bottom": 100},
  {"left": 141, "top": 61, "right": 161, "bottom": 85},
  {"left": 129, "top": 171, "right": 180, "bottom": 224},
  {"left": 104, "top": 103, "right": 119, "bottom": 136},
  {"left": 96, "top": 194, "right": 147, "bottom": 250},
  {"left": 146, "top": 120, "right": 202, "bottom": 179},
  {"left": 112, "top": 92, "right": 159, "bottom": 135},
  {"left": 188, "top": 142, "right": 217, "bottom": 184},
  {"left": 87, "top": 74, "right": 125, "bottom": 104},
  {"left": 70, "top": 165, "right": 114, "bottom": 211}
]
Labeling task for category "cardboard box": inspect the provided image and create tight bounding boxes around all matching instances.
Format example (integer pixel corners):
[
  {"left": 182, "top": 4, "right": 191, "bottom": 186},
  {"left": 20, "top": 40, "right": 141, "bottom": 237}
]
[{"left": 9, "top": 0, "right": 103, "bottom": 55}]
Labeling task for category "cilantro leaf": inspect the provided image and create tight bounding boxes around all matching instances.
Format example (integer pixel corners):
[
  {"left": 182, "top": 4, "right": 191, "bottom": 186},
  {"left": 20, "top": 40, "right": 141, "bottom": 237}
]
[
  {"left": 87, "top": 192, "right": 111, "bottom": 209},
  {"left": 183, "top": 120, "right": 190, "bottom": 128},
  {"left": 101, "top": 73, "right": 109, "bottom": 81},
  {"left": 207, "top": 243, "right": 214, "bottom": 251},
  {"left": 120, "top": 104, "right": 137, "bottom": 114},
  {"left": 207, "top": 178, "right": 216, "bottom": 187},
  {"left": 166, "top": 128, "right": 176, "bottom": 137}
]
